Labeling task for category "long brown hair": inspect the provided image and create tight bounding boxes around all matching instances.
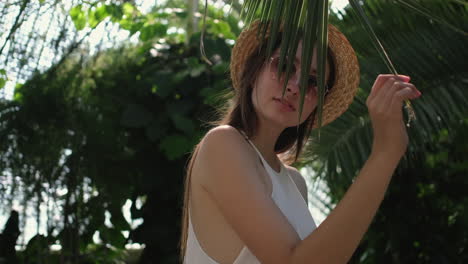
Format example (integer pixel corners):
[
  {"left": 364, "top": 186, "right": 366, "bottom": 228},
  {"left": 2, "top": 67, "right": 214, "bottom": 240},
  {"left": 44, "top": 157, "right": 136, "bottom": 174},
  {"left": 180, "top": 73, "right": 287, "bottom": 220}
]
[{"left": 178, "top": 36, "right": 336, "bottom": 263}]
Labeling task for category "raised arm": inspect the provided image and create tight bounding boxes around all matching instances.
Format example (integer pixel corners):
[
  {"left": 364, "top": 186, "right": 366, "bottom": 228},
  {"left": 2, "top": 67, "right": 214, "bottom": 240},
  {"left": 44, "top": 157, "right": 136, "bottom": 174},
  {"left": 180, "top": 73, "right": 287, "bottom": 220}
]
[
  {"left": 198, "top": 75, "right": 420, "bottom": 264},
  {"left": 291, "top": 74, "right": 420, "bottom": 263}
]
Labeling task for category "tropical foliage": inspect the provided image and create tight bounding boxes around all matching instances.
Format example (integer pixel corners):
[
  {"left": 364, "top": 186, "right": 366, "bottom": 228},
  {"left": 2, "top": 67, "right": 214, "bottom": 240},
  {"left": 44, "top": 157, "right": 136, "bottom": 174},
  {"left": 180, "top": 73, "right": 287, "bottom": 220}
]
[
  {"left": 0, "top": 0, "right": 466, "bottom": 263},
  {"left": 302, "top": 1, "right": 468, "bottom": 262},
  {"left": 0, "top": 1, "right": 238, "bottom": 263}
]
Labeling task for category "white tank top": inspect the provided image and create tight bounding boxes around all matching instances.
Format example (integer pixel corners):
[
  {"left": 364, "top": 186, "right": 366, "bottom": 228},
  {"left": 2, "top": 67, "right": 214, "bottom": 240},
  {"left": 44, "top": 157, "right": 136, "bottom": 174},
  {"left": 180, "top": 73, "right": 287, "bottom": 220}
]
[{"left": 184, "top": 131, "right": 317, "bottom": 263}]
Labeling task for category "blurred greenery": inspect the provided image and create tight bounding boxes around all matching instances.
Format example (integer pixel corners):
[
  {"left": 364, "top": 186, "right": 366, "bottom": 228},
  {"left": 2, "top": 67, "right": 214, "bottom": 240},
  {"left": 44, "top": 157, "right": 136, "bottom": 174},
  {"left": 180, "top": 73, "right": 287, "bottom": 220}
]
[
  {"left": 0, "top": 0, "right": 467, "bottom": 263},
  {"left": 1, "top": 20, "right": 233, "bottom": 264},
  {"left": 1, "top": 1, "right": 237, "bottom": 263},
  {"left": 303, "top": 1, "right": 468, "bottom": 263}
]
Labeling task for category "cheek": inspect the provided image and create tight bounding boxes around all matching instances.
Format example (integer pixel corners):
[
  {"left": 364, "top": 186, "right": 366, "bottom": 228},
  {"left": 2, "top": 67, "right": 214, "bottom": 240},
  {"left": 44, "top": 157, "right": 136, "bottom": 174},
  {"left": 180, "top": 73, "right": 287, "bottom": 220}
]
[
  {"left": 304, "top": 98, "right": 317, "bottom": 113},
  {"left": 250, "top": 86, "right": 261, "bottom": 109},
  {"left": 250, "top": 85, "right": 267, "bottom": 115},
  {"left": 299, "top": 102, "right": 317, "bottom": 122},
  {"left": 251, "top": 77, "right": 272, "bottom": 106}
]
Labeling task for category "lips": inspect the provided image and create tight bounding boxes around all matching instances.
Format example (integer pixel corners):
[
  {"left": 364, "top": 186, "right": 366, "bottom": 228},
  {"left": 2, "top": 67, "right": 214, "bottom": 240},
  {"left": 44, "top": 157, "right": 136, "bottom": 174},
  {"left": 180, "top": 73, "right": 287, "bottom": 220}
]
[{"left": 273, "top": 97, "right": 296, "bottom": 111}]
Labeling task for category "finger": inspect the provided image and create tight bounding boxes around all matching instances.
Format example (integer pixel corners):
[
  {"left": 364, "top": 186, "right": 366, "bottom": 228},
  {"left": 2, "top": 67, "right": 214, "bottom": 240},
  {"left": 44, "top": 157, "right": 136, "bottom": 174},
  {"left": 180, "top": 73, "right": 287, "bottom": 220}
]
[
  {"left": 389, "top": 85, "right": 420, "bottom": 112},
  {"left": 369, "top": 74, "right": 393, "bottom": 100},
  {"left": 382, "top": 74, "right": 413, "bottom": 100},
  {"left": 393, "top": 82, "right": 420, "bottom": 100},
  {"left": 382, "top": 81, "right": 409, "bottom": 109},
  {"left": 380, "top": 81, "right": 418, "bottom": 115},
  {"left": 369, "top": 74, "right": 410, "bottom": 100},
  {"left": 396, "top": 75, "right": 410, "bottom": 83},
  {"left": 381, "top": 79, "right": 418, "bottom": 109},
  {"left": 379, "top": 80, "right": 403, "bottom": 113},
  {"left": 373, "top": 77, "right": 398, "bottom": 108}
]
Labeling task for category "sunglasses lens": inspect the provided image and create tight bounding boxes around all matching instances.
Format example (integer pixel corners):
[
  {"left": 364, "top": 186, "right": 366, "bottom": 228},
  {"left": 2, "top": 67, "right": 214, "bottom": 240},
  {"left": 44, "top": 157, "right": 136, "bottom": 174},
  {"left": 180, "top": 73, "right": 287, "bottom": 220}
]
[
  {"left": 306, "top": 76, "right": 317, "bottom": 96},
  {"left": 269, "top": 56, "right": 329, "bottom": 98},
  {"left": 270, "top": 57, "right": 296, "bottom": 77}
]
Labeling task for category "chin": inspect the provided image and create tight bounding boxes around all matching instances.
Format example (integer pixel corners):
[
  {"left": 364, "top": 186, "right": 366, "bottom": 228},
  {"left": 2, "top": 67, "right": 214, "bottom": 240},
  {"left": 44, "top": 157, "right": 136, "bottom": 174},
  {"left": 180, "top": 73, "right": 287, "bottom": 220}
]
[
  {"left": 268, "top": 114, "right": 308, "bottom": 129},
  {"left": 285, "top": 119, "right": 308, "bottom": 128}
]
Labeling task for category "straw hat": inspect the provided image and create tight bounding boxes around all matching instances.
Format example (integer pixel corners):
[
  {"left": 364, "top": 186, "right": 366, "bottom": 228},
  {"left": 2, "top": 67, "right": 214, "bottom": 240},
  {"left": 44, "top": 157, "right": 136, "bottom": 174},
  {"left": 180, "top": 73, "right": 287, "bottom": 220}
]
[{"left": 230, "top": 20, "right": 360, "bottom": 128}]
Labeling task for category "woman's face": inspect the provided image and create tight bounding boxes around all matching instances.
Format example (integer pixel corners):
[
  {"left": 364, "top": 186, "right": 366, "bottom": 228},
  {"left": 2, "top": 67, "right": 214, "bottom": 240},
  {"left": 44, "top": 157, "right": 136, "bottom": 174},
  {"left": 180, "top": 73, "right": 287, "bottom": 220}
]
[{"left": 251, "top": 41, "right": 331, "bottom": 128}]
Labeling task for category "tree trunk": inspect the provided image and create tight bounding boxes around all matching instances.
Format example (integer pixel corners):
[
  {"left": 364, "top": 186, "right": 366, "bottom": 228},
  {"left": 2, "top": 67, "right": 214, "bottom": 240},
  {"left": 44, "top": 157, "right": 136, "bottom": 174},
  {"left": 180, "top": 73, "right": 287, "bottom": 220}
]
[{"left": 186, "top": 0, "right": 198, "bottom": 45}]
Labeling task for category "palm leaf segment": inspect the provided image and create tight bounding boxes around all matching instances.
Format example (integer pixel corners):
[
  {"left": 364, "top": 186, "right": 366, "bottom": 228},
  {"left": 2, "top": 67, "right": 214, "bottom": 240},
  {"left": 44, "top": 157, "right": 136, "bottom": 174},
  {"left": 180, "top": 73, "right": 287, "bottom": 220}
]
[
  {"left": 301, "top": 0, "right": 468, "bottom": 195},
  {"left": 237, "top": 0, "right": 467, "bottom": 131}
]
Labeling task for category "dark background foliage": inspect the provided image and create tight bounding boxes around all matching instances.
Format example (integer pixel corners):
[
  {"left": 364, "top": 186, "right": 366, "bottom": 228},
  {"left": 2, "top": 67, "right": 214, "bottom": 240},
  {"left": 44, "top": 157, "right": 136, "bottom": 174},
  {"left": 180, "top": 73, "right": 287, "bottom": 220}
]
[
  {"left": 306, "top": 1, "right": 468, "bottom": 263},
  {"left": 0, "top": 0, "right": 467, "bottom": 263}
]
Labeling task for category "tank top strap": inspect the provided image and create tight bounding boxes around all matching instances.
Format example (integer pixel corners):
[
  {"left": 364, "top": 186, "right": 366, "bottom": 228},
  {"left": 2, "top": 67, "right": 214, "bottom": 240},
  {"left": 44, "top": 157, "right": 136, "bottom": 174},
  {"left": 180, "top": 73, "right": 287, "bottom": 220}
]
[
  {"left": 233, "top": 127, "right": 284, "bottom": 175},
  {"left": 233, "top": 128, "right": 262, "bottom": 158},
  {"left": 234, "top": 127, "right": 250, "bottom": 142}
]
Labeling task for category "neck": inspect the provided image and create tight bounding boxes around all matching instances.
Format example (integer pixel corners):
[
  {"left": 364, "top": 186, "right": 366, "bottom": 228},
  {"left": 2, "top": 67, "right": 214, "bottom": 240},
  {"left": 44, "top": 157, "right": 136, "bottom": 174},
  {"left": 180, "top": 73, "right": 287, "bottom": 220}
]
[{"left": 249, "top": 117, "right": 287, "bottom": 167}]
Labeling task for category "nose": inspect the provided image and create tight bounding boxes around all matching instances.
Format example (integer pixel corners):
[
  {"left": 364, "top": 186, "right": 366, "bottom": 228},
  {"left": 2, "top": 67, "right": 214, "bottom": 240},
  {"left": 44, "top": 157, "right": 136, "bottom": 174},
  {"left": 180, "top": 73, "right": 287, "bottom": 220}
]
[{"left": 286, "top": 79, "right": 300, "bottom": 95}]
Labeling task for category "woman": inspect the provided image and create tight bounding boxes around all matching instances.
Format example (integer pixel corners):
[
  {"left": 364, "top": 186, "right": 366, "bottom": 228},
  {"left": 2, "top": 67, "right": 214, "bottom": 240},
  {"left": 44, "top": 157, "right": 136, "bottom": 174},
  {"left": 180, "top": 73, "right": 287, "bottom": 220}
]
[{"left": 180, "top": 20, "right": 421, "bottom": 264}]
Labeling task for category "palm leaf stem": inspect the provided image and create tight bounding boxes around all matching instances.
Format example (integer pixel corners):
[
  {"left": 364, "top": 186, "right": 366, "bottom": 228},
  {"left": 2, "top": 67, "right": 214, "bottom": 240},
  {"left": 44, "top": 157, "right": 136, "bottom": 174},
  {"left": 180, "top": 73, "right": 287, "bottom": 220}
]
[
  {"left": 348, "top": 0, "right": 416, "bottom": 126},
  {"left": 200, "top": 0, "right": 212, "bottom": 65},
  {"left": 298, "top": 0, "right": 319, "bottom": 129},
  {"left": 316, "top": 0, "right": 329, "bottom": 131}
]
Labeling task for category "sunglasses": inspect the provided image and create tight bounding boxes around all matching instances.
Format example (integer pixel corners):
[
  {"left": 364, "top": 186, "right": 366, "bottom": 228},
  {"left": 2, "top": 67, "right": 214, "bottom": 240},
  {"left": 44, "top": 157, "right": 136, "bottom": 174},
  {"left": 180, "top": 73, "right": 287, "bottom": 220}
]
[{"left": 268, "top": 56, "right": 330, "bottom": 98}]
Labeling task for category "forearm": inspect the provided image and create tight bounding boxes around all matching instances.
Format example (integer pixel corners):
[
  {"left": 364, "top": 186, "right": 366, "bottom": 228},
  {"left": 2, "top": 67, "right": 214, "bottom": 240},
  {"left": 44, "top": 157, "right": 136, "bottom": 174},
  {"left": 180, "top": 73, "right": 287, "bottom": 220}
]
[{"left": 291, "top": 152, "right": 402, "bottom": 264}]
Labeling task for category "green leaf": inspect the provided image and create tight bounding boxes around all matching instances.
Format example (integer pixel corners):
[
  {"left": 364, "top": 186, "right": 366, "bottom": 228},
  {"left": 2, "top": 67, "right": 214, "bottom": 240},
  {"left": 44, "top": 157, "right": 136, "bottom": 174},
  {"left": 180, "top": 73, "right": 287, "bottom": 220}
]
[
  {"left": 173, "top": 70, "right": 189, "bottom": 82},
  {"left": 187, "top": 57, "right": 199, "bottom": 68},
  {"left": 13, "top": 91, "right": 23, "bottom": 102},
  {"left": 153, "top": 72, "right": 174, "bottom": 98},
  {"left": 175, "top": 10, "right": 188, "bottom": 19},
  {"left": 118, "top": 18, "right": 131, "bottom": 30},
  {"left": 95, "top": 5, "right": 109, "bottom": 20},
  {"left": 88, "top": 5, "right": 109, "bottom": 28},
  {"left": 395, "top": 0, "right": 467, "bottom": 36},
  {"left": 99, "top": 227, "right": 126, "bottom": 249},
  {"left": 123, "top": 2, "right": 136, "bottom": 17},
  {"left": 130, "top": 21, "right": 145, "bottom": 35},
  {"left": 145, "top": 117, "right": 168, "bottom": 142},
  {"left": 106, "top": 4, "right": 123, "bottom": 21},
  {"left": 207, "top": 19, "right": 236, "bottom": 39},
  {"left": 88, "top": 11, "right": 99, "bottom": 28},
  {"left": 159, "top": 134, "right": 191, "bottom": 160},
  {"left": 120, "top": 104, "right": 153, "bottom": 128},
  {"left": 315, "top": 0, "right": 330, "bottom": 130},
  {"left": 212, "top": 62, "right": 229, "bottom": 74},
  {"left": 70, "top": 5, "right": 87, "bottom": 30},
  {"left": 170, "top": 114, "right": 195, "bottom": 135},
  {"left": 191, "top": 66, "right": 206, "bottom": 77},
  {"left": 139, "top": 23, "right": 168, "bottom": 41},
  {"left": 110, "top": 209, "right": 131, "bottom": 231}
]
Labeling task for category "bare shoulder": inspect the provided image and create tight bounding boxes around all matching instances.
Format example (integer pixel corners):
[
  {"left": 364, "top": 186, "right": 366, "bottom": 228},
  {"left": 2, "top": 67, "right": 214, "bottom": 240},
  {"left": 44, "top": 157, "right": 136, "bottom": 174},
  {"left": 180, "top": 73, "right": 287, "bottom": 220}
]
[
  {"left": 198, "top": 125, "right": 251, "bottom": 162},
  {"left": 203, "top": 125, "right": 245, "bottom": 144},
  {"left": 192, "top": 125, "right": 302, "bottom": 263},
  {"left": 195, "top": 125, "right": 256, "bottom": 188},
  {"left": 285, "top": 165, "right": 308, "bottom": 204}
]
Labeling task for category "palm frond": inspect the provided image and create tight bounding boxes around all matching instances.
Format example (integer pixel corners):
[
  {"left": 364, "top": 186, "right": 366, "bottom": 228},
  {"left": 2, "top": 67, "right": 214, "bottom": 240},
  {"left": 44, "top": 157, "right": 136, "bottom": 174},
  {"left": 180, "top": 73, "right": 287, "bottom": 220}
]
[
  {"left": 203, "top": 0, "right": 467, "bottom": 192},
  {"left": 219, "top": 0, "right": 466, "bottom": 129},
  {"left": 395, "top": 0, "right": 468, "bottom": 36},
  {"left": 302, "top": 0, "right": 468, "bottom": 193},
  {"left": 348, "top": 0, "right": 418, "bottom": 125}
]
